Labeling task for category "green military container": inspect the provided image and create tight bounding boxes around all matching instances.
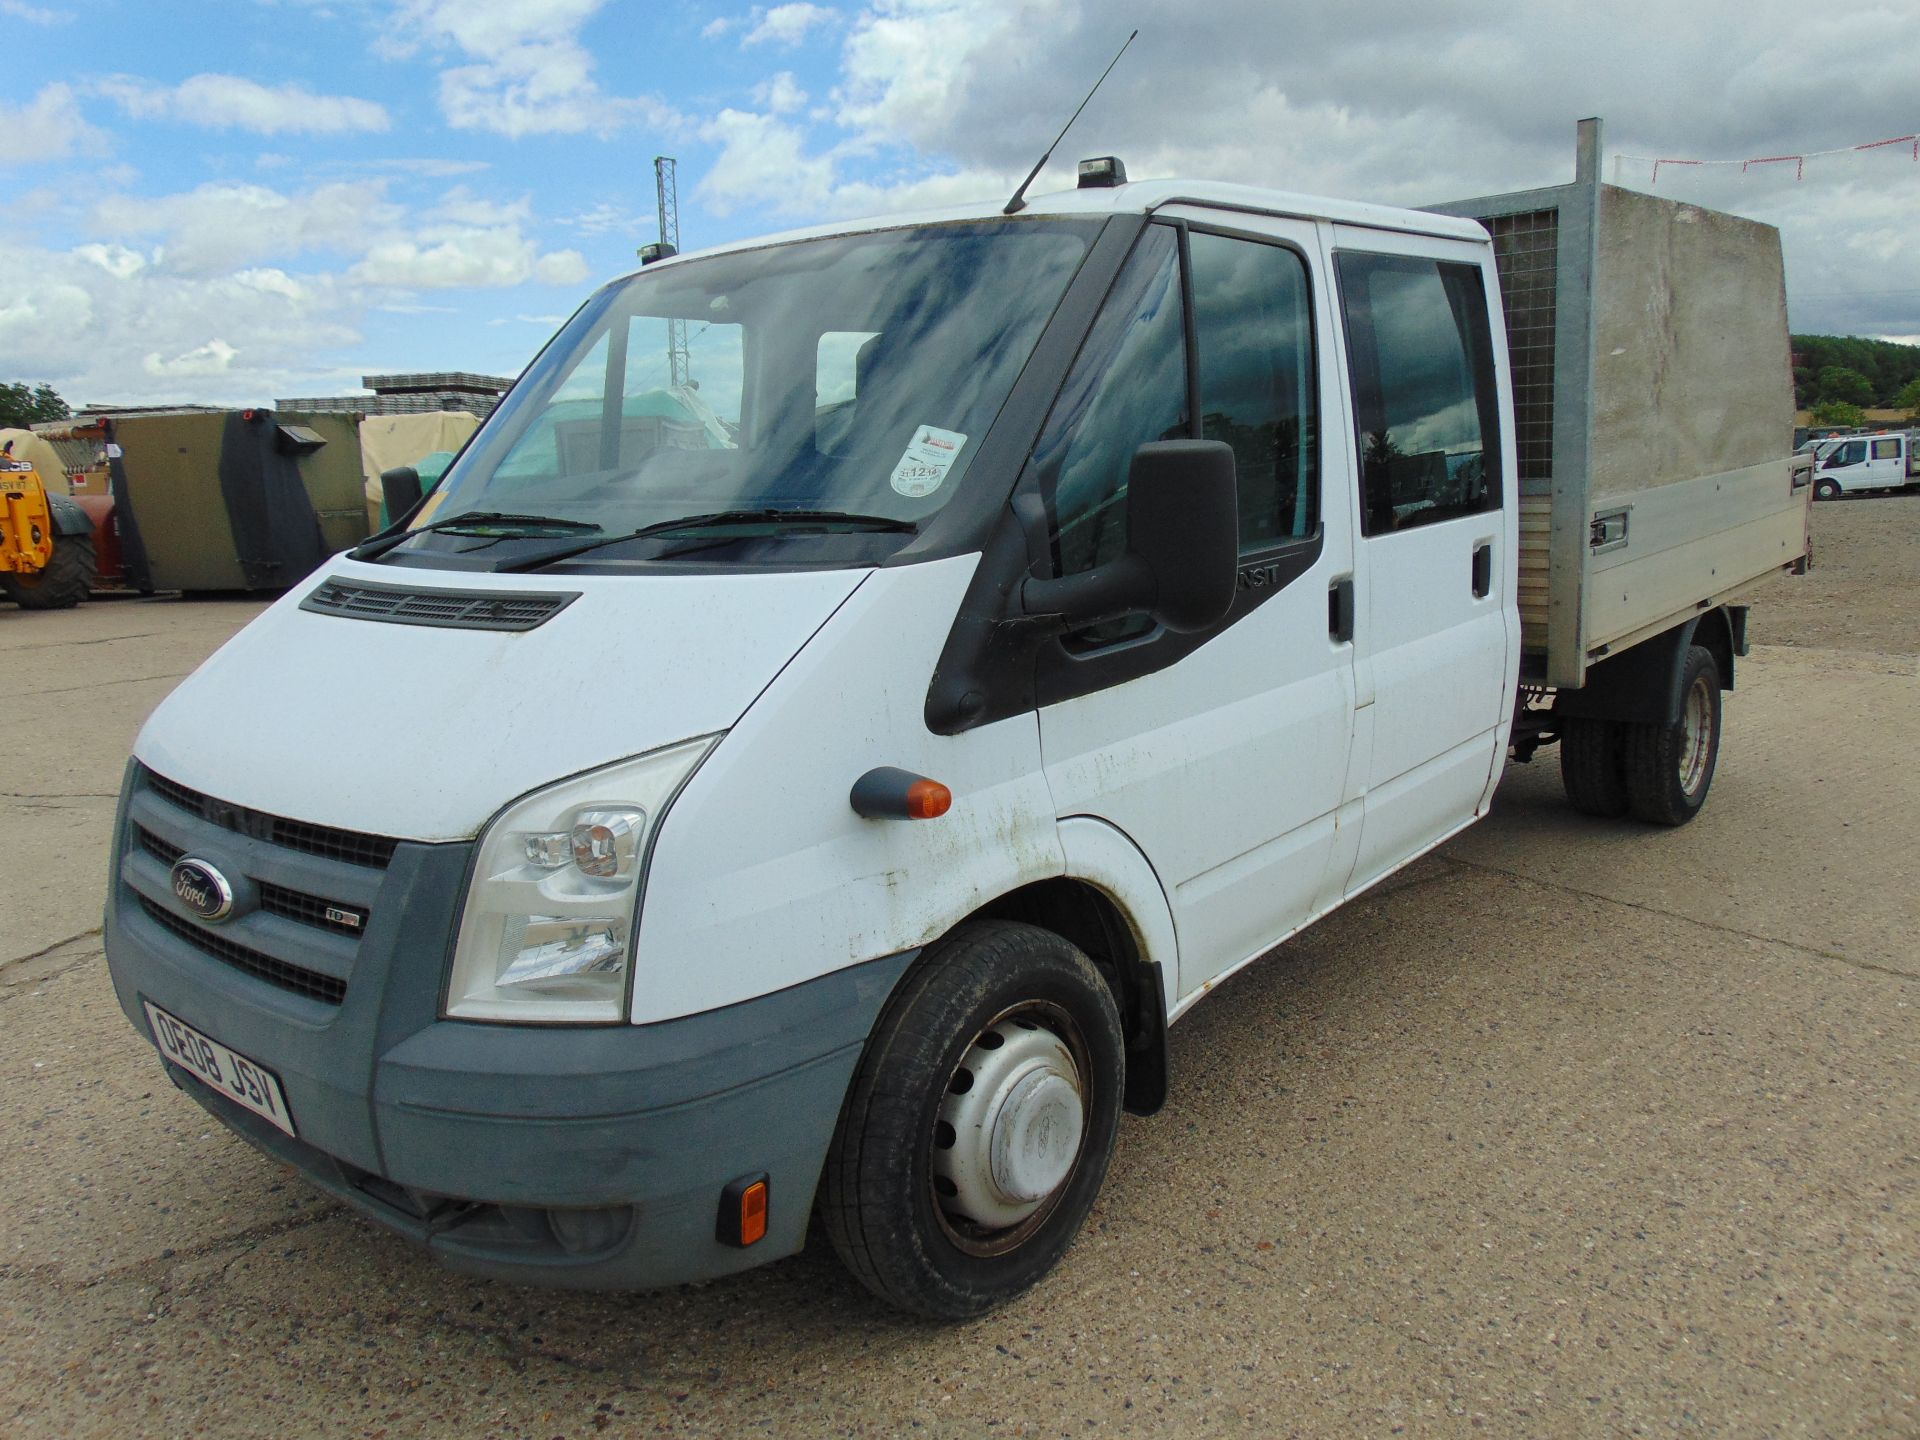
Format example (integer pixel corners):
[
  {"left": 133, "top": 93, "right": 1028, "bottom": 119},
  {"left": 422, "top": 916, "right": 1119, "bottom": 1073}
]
[{"left": 109, "top": 408, "right": 375, "bottom": 593}]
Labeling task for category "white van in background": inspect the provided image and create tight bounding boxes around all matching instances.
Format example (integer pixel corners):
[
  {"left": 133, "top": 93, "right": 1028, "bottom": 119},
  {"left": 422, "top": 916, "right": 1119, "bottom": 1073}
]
[{"left": 1811, "top": 432, "right": 1920, "bottom": 497}]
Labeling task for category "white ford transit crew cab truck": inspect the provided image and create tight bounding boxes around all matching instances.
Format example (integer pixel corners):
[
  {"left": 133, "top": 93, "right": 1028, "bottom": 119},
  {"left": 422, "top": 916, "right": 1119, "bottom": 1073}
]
[{"left": 106, "top": 121, "right": 1808, "bottom": 1317}]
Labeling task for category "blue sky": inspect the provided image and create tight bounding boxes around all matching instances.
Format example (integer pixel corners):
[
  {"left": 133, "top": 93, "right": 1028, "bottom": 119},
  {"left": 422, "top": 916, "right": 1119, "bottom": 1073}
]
[{"left": 4, "top": 0, "right": 1917, "bottom": 407}]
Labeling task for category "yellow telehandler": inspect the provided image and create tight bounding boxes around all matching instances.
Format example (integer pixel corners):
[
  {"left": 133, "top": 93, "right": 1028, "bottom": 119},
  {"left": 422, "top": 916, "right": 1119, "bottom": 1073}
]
[{"left": 1, "top": 439, "right": 95, "bottom": 609}]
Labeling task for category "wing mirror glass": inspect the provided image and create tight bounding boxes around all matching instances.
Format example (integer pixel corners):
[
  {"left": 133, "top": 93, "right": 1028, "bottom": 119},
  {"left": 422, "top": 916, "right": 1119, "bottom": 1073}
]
[
  {"left": 1021, "top": 439, "right": 1238, "bottom": 634},
  {"left": 381, "top": 465, "right": 423, "bottom": 518}
]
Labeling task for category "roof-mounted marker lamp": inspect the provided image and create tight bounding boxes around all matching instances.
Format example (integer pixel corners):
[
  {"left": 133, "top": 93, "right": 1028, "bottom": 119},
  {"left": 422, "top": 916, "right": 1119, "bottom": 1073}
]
[
  {"left": 1077, "top": 156, "right": 1128, "bottom": 188},
  {"left": 850, "top": 767, "right": 953, "bottom": 821},
  {"left": 638, "top": 241, "right": 677, "bottom": 265}
]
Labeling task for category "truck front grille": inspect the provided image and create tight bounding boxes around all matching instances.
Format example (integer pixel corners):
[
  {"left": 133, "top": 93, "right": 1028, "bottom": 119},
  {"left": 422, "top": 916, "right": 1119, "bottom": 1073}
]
[
  {"left": 125, "top": 766, "right": 393, "bottom": 1007},
  {"left": 136, "top": 823, "right": 369, "bottom": 942},
  {"left": 138, "top": 895, "right": 349, "bottom": 1006},
  {"left": 141, "top": 767, "right": 397, "bottom": 869}
]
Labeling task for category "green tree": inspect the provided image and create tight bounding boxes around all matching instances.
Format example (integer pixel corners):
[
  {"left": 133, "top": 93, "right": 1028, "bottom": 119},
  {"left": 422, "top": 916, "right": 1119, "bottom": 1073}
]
[
  {"left": 1896, "top": 377, "right": 1920, "bottom": 426},
  {"left": 1814, "top": 366, "right": 1874, "bottom": 408},
  {"left": 1809, "top": 400, "right": 1867, "bottom": 427},
  {"left": 0, "top": 382, "right": 70, "bottom": 429}
]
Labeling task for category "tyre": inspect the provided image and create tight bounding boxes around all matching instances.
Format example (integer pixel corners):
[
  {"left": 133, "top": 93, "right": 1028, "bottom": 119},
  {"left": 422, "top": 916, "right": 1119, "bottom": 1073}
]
[
  {"left": 2, "top": 533, "right": 94, "bottom": 609},
  {"left": 1622, "top": 644, "right": 1722, "bottom": 826},
  {"left": 819, "top": 920, "right": 1125, "bottom": 1318},
  {"left": 1813, "top": 477, "right": 1841, "bottom": 500},
  {"left": 1559, "top": 715, "right": 1629, "bottom": 817}
]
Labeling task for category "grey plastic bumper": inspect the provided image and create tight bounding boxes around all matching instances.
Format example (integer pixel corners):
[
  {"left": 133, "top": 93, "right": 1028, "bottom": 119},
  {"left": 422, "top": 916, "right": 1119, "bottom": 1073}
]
[{"left": 104, "top": 762, "right": 917, "bottom": 1289}]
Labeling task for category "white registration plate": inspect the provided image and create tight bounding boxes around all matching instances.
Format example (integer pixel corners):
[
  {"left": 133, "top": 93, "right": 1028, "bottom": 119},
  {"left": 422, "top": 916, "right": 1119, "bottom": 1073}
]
[{"left": 144, "top": 1002, "right": 296, "bottom": 1137}]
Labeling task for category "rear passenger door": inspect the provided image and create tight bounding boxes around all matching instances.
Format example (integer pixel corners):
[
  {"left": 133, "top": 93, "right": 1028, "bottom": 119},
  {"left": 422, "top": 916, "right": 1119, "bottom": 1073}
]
[{"left": 1330, "top": 235, "right": 1517, "bottom": 895}]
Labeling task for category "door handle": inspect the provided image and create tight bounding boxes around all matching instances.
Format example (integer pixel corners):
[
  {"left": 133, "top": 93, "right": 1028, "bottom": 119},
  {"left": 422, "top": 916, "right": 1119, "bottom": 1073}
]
[
  {"left": 1471, "top": 542, "right": 1492, "bottom": 599},
  {"left": 1328, "top": 575, "right": 1354, "bottom": 643}
]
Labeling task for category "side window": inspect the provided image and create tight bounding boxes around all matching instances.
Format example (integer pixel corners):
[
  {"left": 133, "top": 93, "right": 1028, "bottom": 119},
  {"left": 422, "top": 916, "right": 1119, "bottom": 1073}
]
[
  {"left": 1036, "top": 225, "right": 1186, "bottom": 578},
  {"left": 1336, "top": 253, "right": 1502, "bottom": 536},
  {"left": 1832, "top": 441, "right": 1865, "bottom": 467},
  {"left": 1189, "top": 231, "right": 1318, "bottom": 553},
  {"left": 815, "top": 329, "right": 880, "bottom": 455},
  {"left": 1871, "top": 438, "right": 1901, "bottom": 461}
]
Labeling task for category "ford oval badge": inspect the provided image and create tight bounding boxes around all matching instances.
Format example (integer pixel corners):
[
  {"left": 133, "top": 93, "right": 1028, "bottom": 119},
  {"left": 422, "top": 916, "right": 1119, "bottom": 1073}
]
[{"left": 170, "top": 858, "right": 235, "bottom": 923}]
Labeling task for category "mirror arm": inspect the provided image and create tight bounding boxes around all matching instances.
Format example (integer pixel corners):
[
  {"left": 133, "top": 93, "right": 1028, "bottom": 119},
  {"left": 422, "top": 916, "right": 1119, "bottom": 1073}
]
[{"left": 1019, "top": 554, "right": 1154, "bottom": 630}]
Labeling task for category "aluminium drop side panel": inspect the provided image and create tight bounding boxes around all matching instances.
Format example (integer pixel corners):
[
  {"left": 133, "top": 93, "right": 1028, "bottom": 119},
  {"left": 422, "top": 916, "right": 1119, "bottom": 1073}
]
[{"left": 1578, "top": 185, "right": 1804, "bottom": 661}]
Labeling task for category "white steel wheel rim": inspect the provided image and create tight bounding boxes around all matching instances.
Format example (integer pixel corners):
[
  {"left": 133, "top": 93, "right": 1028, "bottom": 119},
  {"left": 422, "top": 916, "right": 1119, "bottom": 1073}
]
[
  {"left": 1679, "top": 672, "right": 1714, "bottom": 795},
  {"left": 930, "top": 1006, "right": 1089, "bottom": 1254}
]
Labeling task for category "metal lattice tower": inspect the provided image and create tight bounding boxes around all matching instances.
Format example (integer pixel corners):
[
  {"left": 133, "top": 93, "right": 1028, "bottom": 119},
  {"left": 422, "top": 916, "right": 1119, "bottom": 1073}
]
[{"left": 653, "top": 155, "right": 691, "bottom": 387}]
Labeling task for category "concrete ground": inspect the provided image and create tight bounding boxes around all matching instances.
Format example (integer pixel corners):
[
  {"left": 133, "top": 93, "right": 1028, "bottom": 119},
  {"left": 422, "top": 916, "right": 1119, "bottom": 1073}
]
[{"left": 2, "top": 496, "right": 1915, "bottom": 1438}]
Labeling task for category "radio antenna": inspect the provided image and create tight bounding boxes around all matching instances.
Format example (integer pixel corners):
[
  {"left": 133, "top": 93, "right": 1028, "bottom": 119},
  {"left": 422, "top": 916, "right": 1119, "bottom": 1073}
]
[{"left": 1002, "top": 29, "right": 1138, "bottom": 216}]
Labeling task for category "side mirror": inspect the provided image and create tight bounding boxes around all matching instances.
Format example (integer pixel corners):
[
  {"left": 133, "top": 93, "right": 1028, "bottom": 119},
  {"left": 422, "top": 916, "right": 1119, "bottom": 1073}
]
[
  {"left": 1021, "top": 439, "right": 1238, "bottom": 634},
  {"left": 381, "top": 465, "right": 423, "bottom": 518}
]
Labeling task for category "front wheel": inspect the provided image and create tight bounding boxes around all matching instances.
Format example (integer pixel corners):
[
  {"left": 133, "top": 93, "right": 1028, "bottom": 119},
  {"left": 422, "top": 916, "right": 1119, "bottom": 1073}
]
[
  {"left": 818, "top": 920, "right": 1125, "bottom": 1318},
  {"left": 2, "top": 532, "right": 94, "bottom": 609},
  {"left": 1813, "top": 477, "right": 1841, "bottom": 501},
  {"left": 1622, "top": 644, "right": 1722, "bottom": 826}
]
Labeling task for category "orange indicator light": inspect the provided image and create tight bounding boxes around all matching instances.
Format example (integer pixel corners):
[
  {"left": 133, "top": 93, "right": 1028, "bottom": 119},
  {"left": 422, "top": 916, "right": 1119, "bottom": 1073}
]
[
  {"left": 738, "top": 1179, "right": 769, "bottom": 1246},
  {"left": 905, "top": 779, "right": 952, "bottom": 820}
]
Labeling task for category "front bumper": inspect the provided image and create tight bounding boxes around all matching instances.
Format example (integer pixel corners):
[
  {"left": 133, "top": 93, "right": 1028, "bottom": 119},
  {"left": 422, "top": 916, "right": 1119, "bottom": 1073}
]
[{"left": 105, "top": 761, "right": 914, "bottom": 1289}]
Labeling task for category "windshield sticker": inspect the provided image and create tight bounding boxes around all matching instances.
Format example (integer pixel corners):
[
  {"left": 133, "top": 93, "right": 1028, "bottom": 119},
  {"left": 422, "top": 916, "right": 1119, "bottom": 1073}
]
[{"left": 890, "top": 425, "right": 968, "bottom": 498}]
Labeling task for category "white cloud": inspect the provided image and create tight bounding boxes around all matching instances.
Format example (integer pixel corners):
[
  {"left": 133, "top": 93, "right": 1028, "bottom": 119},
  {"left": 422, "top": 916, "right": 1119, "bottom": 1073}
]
[
  {"left": 3, "top": 165, "right": 600, "bottom": 405},
  {"left": 144, "top": 339, "right": 240, "bottom": 379},
  {"left": 753, "top": 71, "right": 808, "bottom": 114},
  {"left": 386, "top": 0, "right": 683, "bottom": 138},
  {"left": 743, "top": 3, "right": 837, "bottom": 47},
  {"left": 683, "top": 0, "right": 1920, "bottom": 338},
  {"left": 73, "top": 243, "right": 147, "bottom": 280},
  {"left": 0, "top": 84, "right": 109, "bottom": 166},
  {"left": 560, "top": 202, "right": 648, "bottom": 237},
  {"left": 93, "top": 181, "right": 403, "bottom": 275},
  {"left": 701, "top": 16, "right": 735, "bottom": 38},
  {"left": 350, "top": 229, "right": 589, "bottom": 290},
  {"left": 534, "top": 251, "right": 590, "bottom": 285},
  {"left": 0, "top": 237, "right": 363, "bottom": 406},
  {"left": 431, "top": 185, "right": 533, "bottom": 227},
  {"left": 697, "top": 109, "right": 837, "bottom": 217},
  {"left": 96, "top": 74, "right": 390, "bottom": 135},
  {"left": 0, "top": 0, "right": 71, "bottom": 23}
]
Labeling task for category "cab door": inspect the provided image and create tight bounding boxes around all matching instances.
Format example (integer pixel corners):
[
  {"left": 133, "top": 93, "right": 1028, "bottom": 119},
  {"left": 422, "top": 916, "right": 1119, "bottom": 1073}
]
[
  {"left": 1328, "top": 233, "right": 1517, "bottom": 895},
  {"left": 1032, "top": 214, "right": 1358, "bottom": 998}
]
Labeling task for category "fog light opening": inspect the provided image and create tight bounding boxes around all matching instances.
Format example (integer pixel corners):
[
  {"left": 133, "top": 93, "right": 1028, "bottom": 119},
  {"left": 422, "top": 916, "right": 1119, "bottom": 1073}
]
[{"left": 546, "top": 1206, "right": 633, "bottom": 1256}]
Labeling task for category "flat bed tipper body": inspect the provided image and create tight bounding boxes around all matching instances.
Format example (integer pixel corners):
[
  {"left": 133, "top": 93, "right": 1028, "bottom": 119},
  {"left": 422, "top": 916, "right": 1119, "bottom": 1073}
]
[
  {"left": 1433, "top": 118, "right": 1808, "bottom": 694},
  {"left": 105, "top": 120, "right": 1807, "bottom": 1317}
]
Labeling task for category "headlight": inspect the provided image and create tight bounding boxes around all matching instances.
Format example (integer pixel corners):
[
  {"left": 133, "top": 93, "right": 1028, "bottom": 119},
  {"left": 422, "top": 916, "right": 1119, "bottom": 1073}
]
[{"left": 445, "top": 736, "right": 717, "bottom": 1023}]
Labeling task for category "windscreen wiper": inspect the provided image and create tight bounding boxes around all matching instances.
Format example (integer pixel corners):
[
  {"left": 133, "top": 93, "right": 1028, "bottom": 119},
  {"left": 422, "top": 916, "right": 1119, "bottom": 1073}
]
[
  {"left": 347, "top": 511, "right": 602, "bottom": 561},
  {"left": 499, "top": 508, "right": 917, "bottom": 572}
]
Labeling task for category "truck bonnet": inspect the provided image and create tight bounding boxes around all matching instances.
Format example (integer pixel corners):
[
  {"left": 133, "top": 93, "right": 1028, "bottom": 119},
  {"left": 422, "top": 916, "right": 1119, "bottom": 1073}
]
[{"left": 132, "top": 558, "right": 871, "bottom": 841}]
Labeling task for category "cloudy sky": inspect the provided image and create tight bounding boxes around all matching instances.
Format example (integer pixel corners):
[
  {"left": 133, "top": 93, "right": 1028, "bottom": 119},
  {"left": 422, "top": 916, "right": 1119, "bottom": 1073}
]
[{"left": 4, "top": 0, "right": 1917, "bottom": 407}]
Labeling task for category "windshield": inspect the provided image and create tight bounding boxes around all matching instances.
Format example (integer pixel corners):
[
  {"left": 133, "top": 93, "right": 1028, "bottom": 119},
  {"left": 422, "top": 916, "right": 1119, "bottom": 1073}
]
[{"left": 394, "top": 219, "right": 1099, "bottom": 569}]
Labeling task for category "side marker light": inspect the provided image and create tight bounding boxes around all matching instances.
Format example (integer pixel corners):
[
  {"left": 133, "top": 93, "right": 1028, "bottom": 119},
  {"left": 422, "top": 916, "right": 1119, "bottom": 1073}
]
[
  {"left": 718, "top": 1174, "right": 770, "bottom": 1247},
  {"left": 850, "top": 766, "right": 953, "bottom": 820}
]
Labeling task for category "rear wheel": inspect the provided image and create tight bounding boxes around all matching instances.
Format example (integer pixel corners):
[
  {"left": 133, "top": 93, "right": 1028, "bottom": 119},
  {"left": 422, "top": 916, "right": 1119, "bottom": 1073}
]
[
  {"left": 1622, "top": 645, "right": 1721, "bottom": 826},
  {"left": 2, "top": 533, "right": 94, "bottom": 609},
  {"left": 1560, "top": 715, "right": 1630, "bottom": 817},
  {"left": 819, "top": 920, "right": 1124, "bottom": 1318}
]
